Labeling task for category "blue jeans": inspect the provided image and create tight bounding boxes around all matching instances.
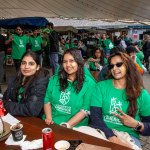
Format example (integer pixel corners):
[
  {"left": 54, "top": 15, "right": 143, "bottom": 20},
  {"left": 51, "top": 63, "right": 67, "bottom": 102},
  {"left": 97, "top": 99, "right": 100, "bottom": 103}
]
[
  {"left": 0, "top": 51, "right": 5, "bottom": 83},
  {"left": 49, "top": 52, "right": 59, "bottom": 74}
]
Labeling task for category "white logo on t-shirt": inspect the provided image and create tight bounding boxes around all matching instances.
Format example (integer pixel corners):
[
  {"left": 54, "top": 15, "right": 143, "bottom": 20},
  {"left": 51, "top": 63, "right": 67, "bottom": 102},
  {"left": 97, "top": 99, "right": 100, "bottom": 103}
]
[
  {"left": 35, "top": 40, "right": 39, "bottom": 47},
  {"left": 109, "top": 97, "right": 122, "bottom": 114},
  {"left": 104, "top": 97, "right": 122, "bottom": 125},
  {"left": 59, "top": 91, "right": 70, "bottom": 105},
  {"left": 19, "top": 39, "right": 24, "bottom": 47}
]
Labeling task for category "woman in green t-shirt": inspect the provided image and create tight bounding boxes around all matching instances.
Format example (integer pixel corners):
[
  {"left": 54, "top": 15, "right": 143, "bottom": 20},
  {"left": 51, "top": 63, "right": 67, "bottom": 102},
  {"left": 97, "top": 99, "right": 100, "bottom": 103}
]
[
  {"left": 44, "top": 48, "right": 96, "bottom": 128},
  {"left": 88, "top": 47, "right": 107, "bottom": 71},
  {"left": 90, "top": 52, "right": 150, "bottom": 149}
]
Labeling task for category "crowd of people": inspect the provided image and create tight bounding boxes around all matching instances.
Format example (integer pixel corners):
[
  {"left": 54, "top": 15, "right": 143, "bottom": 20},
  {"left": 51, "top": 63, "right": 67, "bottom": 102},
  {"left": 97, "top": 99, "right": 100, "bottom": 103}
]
[{"left": 0, "top": 22, "right": 150, "bottom": 149}]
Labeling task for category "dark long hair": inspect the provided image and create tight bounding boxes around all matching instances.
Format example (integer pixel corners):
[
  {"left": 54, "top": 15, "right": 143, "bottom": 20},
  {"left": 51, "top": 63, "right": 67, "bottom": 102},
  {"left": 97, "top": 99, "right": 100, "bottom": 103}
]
[
  {"left": 59, "top": 49, "right": 84, "bottom": 93},
  {"left": 108, "top": 52, "right": 144, "bottom": 117},
  {"left": 93, "top": 47, "right": 105, "bottom": 66},
  {"left": 15, "top": 51, "right": 49, "bottom": 100}
]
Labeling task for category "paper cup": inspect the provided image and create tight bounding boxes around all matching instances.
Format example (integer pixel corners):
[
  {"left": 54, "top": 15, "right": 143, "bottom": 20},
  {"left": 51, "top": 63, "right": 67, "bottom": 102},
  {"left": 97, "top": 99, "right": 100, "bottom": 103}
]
[
  {"left": 54, "top": 140, "right": 70, "bottom": 150},
  {"left": 10, "top": 123, "right": 23, "bottom": 141}
]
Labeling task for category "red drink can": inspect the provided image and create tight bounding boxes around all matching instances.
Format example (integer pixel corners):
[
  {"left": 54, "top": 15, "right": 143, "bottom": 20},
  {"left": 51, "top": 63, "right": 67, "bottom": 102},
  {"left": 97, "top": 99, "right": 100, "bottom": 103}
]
[{"left": 42, "top": 128, "right": 54, "bottom": 150}]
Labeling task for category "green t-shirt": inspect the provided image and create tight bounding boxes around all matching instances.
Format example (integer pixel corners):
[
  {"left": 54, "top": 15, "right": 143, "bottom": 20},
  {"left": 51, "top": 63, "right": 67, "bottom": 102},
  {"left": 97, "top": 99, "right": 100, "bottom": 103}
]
[
  {"left": 89, "top": 58, "right": 108, "bottom": 71},
  {"left": 11, "top": 34, "right": 29, "bottom": 59},
  {"left": 44, "top": 74, "right": 96, "bottom": 127},
  {"left": 17, "top": 86, "right": 24, "bottom": 104},
  {"left": 136, "top": 57, "right": 143, "bottom": 69},
  {"left": 65, "top": 43, "right": 70, "bottom": 50},
  {"left": 101, "top": 39, "right": 114, "bottom": 49},
  {"left": 136, "top": 52, "right": 144, "bottom": 62},
  {"left": 29, "top": 35, "right": 42, "bottom": 51},
  {"left": 91, "top": 79, "right": 150, "bottom": 138}
]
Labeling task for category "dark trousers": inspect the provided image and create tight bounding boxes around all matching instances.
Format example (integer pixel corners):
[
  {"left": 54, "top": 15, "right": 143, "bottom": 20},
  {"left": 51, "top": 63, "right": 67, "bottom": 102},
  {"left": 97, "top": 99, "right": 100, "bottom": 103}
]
[{"left": 13, "top": 59, "right": 21, "bottom": 72}]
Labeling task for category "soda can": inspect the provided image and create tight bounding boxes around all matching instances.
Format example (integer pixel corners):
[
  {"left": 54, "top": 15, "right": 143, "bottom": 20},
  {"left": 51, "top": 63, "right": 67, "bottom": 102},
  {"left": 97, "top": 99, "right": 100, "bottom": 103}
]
[{"left": 42, "top": 128, "right": 54, "bottom": 150}]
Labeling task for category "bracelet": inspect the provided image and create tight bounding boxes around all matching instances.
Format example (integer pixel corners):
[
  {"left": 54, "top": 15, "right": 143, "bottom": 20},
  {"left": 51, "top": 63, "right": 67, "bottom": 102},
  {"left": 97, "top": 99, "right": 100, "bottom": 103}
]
[
  {"left": 80, "top": 109, "right": 89, "bottom": 117},
  {"left": 60, "top": 122, "right": 71, "bottom": 128}
]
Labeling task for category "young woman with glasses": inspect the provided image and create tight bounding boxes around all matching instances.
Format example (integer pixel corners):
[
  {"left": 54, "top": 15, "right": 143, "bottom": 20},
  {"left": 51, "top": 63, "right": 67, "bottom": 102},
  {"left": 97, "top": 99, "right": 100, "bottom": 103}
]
[{"left": 90, "top": 52, "right": 150, "bottom": 149}]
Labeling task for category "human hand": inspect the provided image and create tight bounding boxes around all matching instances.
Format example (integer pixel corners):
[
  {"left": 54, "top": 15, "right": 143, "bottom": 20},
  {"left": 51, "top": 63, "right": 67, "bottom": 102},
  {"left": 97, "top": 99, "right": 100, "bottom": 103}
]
[
  {"left": 131, "top": 55, "right": 136, "bottom": 63},
  {"left": 9, "top": 35, "right": 14, "bottom": 42},
  {"left": 88, "top": 58, "right": 98, "bottom": 62},
  {"left": 45, "top": 118, "right": 54, "bottom": 125},
  {"left": 112, "top": 108, "right": 138, "bottom": 128},
  {"left": 108, "top": 136, "right": 131, "bottom": 148},
  {"left": 95, "top": 62, "right": 101, "bottom": 70},
  {"left": 134, "top": 45, "right": 140, "bottom": 52}
]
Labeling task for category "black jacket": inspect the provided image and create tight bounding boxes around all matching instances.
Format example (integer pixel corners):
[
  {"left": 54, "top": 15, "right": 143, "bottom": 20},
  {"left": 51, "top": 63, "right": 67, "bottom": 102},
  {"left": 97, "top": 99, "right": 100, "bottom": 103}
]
[
  {"left": 142, "top": 41, "right": 150, "bottom": 56},
  {"left": 49, "top": 30, "right": 59, "bottom": 53},
  {"left": 3, "top": 71, "right": 50, "bottom": 117}
]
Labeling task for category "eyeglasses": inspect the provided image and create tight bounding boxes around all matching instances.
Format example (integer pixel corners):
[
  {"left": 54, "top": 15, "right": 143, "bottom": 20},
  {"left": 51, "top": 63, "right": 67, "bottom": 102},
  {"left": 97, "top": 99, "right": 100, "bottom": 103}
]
[{"left": 108, "top": 62, "right": 124, "bottom": 70}]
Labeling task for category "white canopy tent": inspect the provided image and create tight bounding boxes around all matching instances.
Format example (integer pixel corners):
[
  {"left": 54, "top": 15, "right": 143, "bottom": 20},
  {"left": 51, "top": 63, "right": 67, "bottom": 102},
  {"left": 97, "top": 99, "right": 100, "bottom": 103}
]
[
  {"left": 48, "top": 17, "right": 141, "bottom": 29},
  {"left": 0, "top": 0, "right": 149, "bottom": 26}
]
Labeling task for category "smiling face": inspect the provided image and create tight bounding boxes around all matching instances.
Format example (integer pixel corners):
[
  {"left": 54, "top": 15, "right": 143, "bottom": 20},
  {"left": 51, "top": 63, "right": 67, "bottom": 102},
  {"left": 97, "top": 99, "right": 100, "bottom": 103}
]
[
  {"left": 20, "top": 55, "right": 40, "bottom": 77},
  {"left": 63, "top": 53, "right": 78, "bottom": 80},
  {"left": 110, "top": 55, "right": 126, "bottom": 80},
  {"left": 94, "top": 49, "right": 101, "bottom": 59},
  {"left": 16, "top": 26, "right": 23, "bottom": 35}
]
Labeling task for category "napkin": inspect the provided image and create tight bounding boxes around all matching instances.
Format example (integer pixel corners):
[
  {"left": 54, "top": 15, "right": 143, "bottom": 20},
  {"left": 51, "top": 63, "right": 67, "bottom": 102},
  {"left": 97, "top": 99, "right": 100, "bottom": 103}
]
[
  {"left": 5, "top": 134, "right": 26, "bottom": 145},
  {"left": 19, "top": 139, "right": 43, "bottom": 150},
  {"left": 2, "top": 113, "right": 20, "bottom": 125}
]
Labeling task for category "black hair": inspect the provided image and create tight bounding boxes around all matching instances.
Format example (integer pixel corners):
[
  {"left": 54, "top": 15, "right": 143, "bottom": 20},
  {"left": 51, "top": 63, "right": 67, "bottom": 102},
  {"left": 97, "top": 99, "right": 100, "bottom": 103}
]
[
  {"left": 59, "top": 48, "right": 84, "bottom": 93},
  {"left": 15, "top": 51, "right": 49, "bottom": 101},
  {"left": 46, "top": 22, "right": 54, "bottom": 29},
  {"left": 110, "top": 46, "right": 126, "bottom": 55},
  {"left": 126, "top": 46, "right": 137, "bottom": 54}
]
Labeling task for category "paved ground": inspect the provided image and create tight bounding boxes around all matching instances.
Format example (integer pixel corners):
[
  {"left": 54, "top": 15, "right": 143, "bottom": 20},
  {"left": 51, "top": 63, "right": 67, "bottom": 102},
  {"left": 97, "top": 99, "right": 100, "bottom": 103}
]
[{"left": 1, "top": 66, "right": 150, "bottom": 149}]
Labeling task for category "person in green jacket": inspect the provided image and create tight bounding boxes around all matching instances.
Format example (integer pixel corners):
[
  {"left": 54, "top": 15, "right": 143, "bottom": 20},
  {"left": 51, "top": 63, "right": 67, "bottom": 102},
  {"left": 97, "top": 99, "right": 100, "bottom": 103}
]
[
  {"left": 43, "top": 48, "right": 96, "bottom": 128},
  {"left": 29, "top": 28, "right": 43, "bottom": 66},
  {"left": 5, "top": 26, "right": 29, "bottom": 71},
  {"left": 100, "top": 33, "right": 114, "bottom": 58},
  {"left": 88, "top": 47, "right": 107, "bottom": 71}
]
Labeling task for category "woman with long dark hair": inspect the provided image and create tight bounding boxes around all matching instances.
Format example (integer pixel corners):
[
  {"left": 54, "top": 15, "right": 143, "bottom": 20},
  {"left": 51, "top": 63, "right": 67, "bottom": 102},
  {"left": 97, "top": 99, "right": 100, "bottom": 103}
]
[
  {"left": 90, "top": 52, "right": 150, "bottom": 149},
  {"left": 88, "top": 47, "right": 107, "bottom": 71},
  {"left": 3, "top": 51, "right": 50, "bottom": 117},
  {"left": 44, "top": 48, "right": 96, "bottom": 128}
]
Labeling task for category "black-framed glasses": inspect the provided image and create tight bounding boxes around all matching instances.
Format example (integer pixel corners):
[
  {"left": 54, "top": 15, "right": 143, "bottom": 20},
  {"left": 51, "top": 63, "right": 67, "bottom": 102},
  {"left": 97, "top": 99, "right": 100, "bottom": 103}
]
[{"left": 108, "top": 62, "right": 124, "bottom": 70}]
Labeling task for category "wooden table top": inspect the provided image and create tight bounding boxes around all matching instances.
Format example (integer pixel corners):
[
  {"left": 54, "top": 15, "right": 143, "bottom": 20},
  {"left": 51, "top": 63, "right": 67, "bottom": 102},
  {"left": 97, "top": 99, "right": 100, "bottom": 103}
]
[{"left": 0, "top": 116, "right": 132, "bottom": 150}]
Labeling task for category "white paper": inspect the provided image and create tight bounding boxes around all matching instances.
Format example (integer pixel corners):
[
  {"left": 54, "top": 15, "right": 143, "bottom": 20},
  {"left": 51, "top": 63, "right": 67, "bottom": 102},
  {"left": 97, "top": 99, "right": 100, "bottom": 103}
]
[
  {"left": 20, "top": 139, "right": 43, "bottom": 150},
  {"left": 2, "top": 113, "right": 20, "bottom": 126},
  {"left": 73, "top": 126, "right": 107, "bottom": 141},
  {"left": 5, "top": 134, "right": 26, "bottom": 146}
]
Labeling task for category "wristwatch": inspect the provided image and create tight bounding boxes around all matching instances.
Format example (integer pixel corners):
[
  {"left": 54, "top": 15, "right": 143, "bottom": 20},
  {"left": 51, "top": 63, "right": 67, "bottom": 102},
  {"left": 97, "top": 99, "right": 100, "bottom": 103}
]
[{"left": 133, "top": 121, "right": 142, "bottom": 132}]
